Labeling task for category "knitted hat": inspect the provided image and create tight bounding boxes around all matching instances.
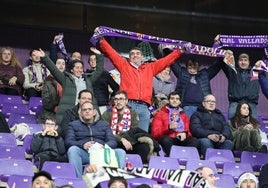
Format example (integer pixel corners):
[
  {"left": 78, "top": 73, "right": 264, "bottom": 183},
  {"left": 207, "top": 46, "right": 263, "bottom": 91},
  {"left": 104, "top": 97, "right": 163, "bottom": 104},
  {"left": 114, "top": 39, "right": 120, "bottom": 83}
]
[
  {"left": 237, "top": 172, "right": 258, "bottom": 187},
  {"left": 137, "top": 42, "right": 157, "bottom": 62},
  {"left": 32, "top": 171, "right": 52, "bottom": 183}
]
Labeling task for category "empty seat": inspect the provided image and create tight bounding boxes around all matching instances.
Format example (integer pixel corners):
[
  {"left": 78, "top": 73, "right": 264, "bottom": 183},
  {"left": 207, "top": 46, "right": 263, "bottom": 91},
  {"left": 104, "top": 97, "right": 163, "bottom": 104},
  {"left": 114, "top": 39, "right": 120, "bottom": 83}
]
[
  {"left": 0, "top": 94, "right": 23, "bottom": 109},
  {"left": 28, "top": 97, "right": 42, "bottom": 114},
  {"left": 148, "top": 156, "right": 180, "bottom": 170},
  {"left": 222, "top": 161, "right": 253, "bottom": 183},
  {"left": 205, "top": 148, "right": 235, "bottom": 169},
  {"left": 125, "top": 154, "right": 143, "bottom": 168},
  {"left": 8, "top": 113, "right": 38, "bottom": 128},
  {"left": 28, "top": 123, "right": 43, "bottom": 134},
  {"left": 169, "top": 145, "right": 200, "bottom": 166},
  {"left": 2, "top": 103, "right": 29, "bottom": 118},
  {"left": 42, "top": 161, "right": 76, "bottom": 179},
  {"left": 22, "top": 135, "right": 34, "bottom": 158},
  {"left": 185, "top": 159, "right": 217, "bottom": 174},
  {"left": 54, "top": 177, "right": 87, "bottom": 188},
  {"left": 0, "top": 145, "right": 26, "bottom": 160},
  {"left": 240, "top": 151, "right": 268, "bottom": 172},
  {"left": 7, "top": 174, "right": 32, "bottom": 188},
  {"left": 215, "top": 174, "right": 236, "bottom": 188},
  {"left": 0, "top": 132, "right": 17, "bottom": 146}
]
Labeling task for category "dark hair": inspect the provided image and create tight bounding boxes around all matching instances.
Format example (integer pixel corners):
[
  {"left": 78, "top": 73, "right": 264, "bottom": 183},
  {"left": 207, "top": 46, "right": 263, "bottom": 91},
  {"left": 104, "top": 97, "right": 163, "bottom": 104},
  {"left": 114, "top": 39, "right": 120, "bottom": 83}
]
[
  {"left": 168, "top": 91, "right": 180, "bottom": 100},
  {"left": 68, "top": 59, "right": 84, "bottom": 72},
  {"left": 45, "top": 115, "right": 57, "bottom": 123},
  {"left": 129, "top": 47, "right": 143, "bottom": 55},
  {"left": 108, "top": 177, "right": 128, "bottom": 188},
  {"left": 32, "top": 171, "right": 52, "bottom": 183},
  {"left": 114, "top": 90, "right": 128, "bottom": 99},
  {"left": 186, "top": 58, "right": 199, "bottom": 67},
  {"left": 136, "top": 184, "right": 151, "bottom": 188},
  {"left": 78, "top": 89, "right": 93, "bottom": 99}
]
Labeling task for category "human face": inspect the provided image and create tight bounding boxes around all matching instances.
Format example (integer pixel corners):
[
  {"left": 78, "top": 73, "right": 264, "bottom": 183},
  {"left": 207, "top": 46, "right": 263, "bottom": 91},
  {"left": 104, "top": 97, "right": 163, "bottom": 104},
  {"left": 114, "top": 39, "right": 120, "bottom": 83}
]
[
  {"left": 203, "top": 95, "right": 216, "bottom": 111},
  {"left": 129, "top": 49, "right": 143, "bottom": 66},
  {"left": 80, "top": 102, "right": 96, "bottom": 123},
  {"left": 55, "top": 59, "right": 66, "bottom": 72},
  {"left": 78, "top": 92, "right": 92, "bottom": 106},
  {"left": 114, "top": 94, "right": 127, "bottom": 111},
  {"left": 32, "top": 176, "right": 53, "bottom": 188},
  {"left": 71, "top": 62, "right": 83, "bottom": 78},
  {"left": 109, "top": 181, "right": 126, "bottom": 188},
  {"left": 30, "top": 51, "right": 41, "bottom": 63},
  {"left": 89, "top": 55, "right": 96, "bottom": 69},
  {"left": 240, "top": 103, "right": 250, "bottom": 116},
  {"left": 1, "top": 49, "right": 11, "bottom": 63},
  {"left": 240, "top": 179, "right": 256, "bottom": 188},
  {"left": 168, "top": 94, "right": 181, "bottom": 108},
  {"left": 162, "top": 66, "right": 171, "bottom": 76},
  {"left": 43, "top": 120, "right": 57, "bottom": 131},
  {"left": 201, "top": 167, "right": 216, "bottom": 188},
  {"left": 187, "top": 61, "right": 199, "bottom": 74},
  {"left": 238, "top": 57, "right": 250, "bottom": 70},
  {"left": 71, "top": 52, "right": 81, "bottom": 60}
]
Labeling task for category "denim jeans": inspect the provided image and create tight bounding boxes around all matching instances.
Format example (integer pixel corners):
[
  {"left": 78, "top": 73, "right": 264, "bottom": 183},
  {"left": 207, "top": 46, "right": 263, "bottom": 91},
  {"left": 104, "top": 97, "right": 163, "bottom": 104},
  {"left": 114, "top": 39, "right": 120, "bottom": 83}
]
[
  {"left": 228, "top": 102, "right": 258, "bottom": 119},
  {"left": 198, "top": 138, "right": 233, "bottom": 157},
  {"left": 183, "top": 105, "right": 198, "bottom": 118},
  {"left": 67, "top": 146, "right": 126, "bottom": 178},
  {"left": 128, "top": 101, "right": 150, "bottom": 132}
]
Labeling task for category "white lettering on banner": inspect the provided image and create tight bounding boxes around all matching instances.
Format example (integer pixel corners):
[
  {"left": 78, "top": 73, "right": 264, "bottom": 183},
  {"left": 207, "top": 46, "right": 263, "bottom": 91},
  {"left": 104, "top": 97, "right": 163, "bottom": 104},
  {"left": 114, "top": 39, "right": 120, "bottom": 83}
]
[
  {"left": 221, "top": 38, "right": 235, "bottom": 44},
  {"left": 184, "top": 171, "right": 207, "bottom": 188},
  {"left": 238, "top": 38, "right": 267, "bottom": 44}
]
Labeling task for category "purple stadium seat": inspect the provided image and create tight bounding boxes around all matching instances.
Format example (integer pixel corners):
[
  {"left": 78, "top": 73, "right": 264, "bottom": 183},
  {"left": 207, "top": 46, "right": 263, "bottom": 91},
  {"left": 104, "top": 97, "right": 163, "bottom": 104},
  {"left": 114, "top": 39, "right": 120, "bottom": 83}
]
[
  {"left": 125, "top": 154, "right": 143, "bottom": 168},
  {"left": 28, "top": 123, "right": 43, "bottom": 134},
  {"left": 28, "top": 97, "right": 42, "bottom": 114},
  {"left": 205, "top": 148, "right": 235, "bottom": 169},
  {"left": 23, "top": 135, "right": 34, "bottom": 157},
  {"left": 240, "top": 151, "right": 268, "bottom": 172},
  {"left": 54, "top": 177, "right": 87, "bottom": 188},
  {"left": 8, "top": 113, "right": 38, "bottom": 128},
  {"left": 148, "top": 156, "right": 180, "bottom": 170},
  {"left": 0, "top": 145, "right": 26, "bottom": 160},
  {"left": 215, "top": 174, "right": 235, "bottom": 188},
  {"left": 42, "top": 161, "right": 77, "bottom": 179},
  {"left": 222, "top": 161, "right": 253, "bottom": 183},
  {"left": 169, "top": 145, "right": 200, "bottom": 166},
  {"left": 259, "top": 116, "right": 268, "bottom": 134},
  {"left": 0, "top": 159, "right": 34, "bottom": 182},
  {"left": 0, "top": 94, "right": 23, "bottom": 109},
  {"left": 7, "top": 174, "right": 32, "bottom": 188},
  {"left": 2, "top": 103, "right": 29, "bottom": 118},
  {"left": 0, "top": 132, "right": 17, "bottom": 146},
  {"left": 185, "top": 159, "right": 218, "bottom": 174}
]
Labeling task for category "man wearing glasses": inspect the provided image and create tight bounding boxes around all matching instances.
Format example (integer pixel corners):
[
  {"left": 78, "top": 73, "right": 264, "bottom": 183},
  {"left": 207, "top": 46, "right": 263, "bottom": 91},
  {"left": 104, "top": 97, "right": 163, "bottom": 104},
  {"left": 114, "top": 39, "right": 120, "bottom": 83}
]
[{"left": 190, "top": 94, "right": 232, "bottom": 157}]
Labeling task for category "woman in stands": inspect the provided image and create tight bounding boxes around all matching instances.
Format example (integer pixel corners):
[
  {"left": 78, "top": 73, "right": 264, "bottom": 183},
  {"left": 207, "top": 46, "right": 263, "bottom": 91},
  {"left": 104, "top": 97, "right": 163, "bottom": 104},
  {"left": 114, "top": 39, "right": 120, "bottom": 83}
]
[
  {"left": 228, "top": 102, "right": 267, "bottom": 152},
  {"left": 0, "top": 47, "right": 24, "bottom": 96}
]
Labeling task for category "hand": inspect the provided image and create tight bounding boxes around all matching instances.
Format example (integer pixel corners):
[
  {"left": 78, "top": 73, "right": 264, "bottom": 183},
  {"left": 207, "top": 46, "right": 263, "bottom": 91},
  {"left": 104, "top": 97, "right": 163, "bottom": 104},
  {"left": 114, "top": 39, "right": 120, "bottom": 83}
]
[
  {"left": 85, "top": 164, "right": 98, "bottom": 173},
  {"left": 181, "top": 42, "right": 191, "bottom": 54},
  {"left": 33, "top": 49, "right": 45, "bottom": 58},
  {"left": 83, "top": 141, "right": 95, "bottom": 150},
  {"left": 53, "top": 34, "right": 63, "bottom": 44},
  {"left": 219, "top": 135, "right": 226, "bottom": 143},
  {"left": 90, "top": 47, "right": 101, "bottom": 55},
  {"left": 214, "top": 34, "right": 221, "bottom": 44},
  {"left": 35, "top": 84, "right": 43, "bottom": 91},
  {"left": 9, "top": 76, "right": 17, "bottom": 86},
  {"left": 121, "top": 138, "right": 133, "bottom": 151},
  {"left": 177, "top": 132, "right": 187, "bottom": 141},
  {"left": 244, "top": 123, "right": 253, "bottom": 130},
  {"left": 208, "top": 134, "right": 220, "bottom": 142},
  {"left": 169, "top": 121, "right": 178, "bottom": 130}
]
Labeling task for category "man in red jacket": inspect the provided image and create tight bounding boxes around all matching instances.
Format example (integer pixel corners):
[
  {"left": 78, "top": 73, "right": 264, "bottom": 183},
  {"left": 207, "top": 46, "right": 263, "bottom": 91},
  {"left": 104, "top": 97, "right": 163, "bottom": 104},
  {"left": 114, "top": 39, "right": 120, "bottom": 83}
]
[
  {"left": 98, "top": 38, "right": 184, "bottom": 132},
  {"left": 151, "top": 91, "right": 198, "bottom": 156}
]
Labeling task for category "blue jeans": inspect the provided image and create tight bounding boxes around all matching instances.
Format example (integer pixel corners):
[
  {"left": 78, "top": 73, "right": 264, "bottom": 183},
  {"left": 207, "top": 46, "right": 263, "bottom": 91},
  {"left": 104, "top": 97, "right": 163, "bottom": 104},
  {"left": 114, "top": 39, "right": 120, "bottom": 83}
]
[
  {"left": 183, "top": 106, "right": 198, "bottom": 118},
  {"left": 128, "top": 101, "right": 150, "bottom": 132},
  {"left": 67, "top": 146, "right": 126, "bottom": 178},
  {"left": 198, "top": 138, "right": 233, "bottom": 157},
  {"left": 228, "top": 102, "right": 258, "bottom": 119}
]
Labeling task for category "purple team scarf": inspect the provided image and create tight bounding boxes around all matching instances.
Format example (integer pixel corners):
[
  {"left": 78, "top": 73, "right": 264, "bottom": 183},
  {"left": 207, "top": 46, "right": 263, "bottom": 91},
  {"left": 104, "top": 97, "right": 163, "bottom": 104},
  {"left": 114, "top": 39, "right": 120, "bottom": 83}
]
[{"left": 55, "top": 33, "right": 69, "bottom": 59}]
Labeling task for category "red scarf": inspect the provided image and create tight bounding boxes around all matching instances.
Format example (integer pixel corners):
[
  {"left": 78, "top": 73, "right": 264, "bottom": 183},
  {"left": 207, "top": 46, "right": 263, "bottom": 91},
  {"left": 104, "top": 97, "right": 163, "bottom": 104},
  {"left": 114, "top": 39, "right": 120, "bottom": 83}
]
[{"left": 110, "top": 106, "right": 131, "bottom": 135}]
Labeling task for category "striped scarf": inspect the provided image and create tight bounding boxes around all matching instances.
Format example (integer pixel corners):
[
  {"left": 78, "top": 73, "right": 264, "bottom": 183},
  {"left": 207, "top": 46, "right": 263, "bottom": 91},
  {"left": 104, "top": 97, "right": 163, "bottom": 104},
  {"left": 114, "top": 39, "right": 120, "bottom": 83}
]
[
  {"left": 28, "top": 63, "right": 48, "bottom": 83},
  {"left": 110, "top": 106, "right": 131, "bottom": 135}
]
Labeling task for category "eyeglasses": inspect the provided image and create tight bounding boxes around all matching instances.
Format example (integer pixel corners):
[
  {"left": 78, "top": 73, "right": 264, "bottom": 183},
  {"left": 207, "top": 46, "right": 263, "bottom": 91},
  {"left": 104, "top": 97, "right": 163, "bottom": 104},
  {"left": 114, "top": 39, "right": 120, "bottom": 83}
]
[
  {"left": 114, "top": 98, "right": 126, "bottom": 102},
  {"left": 81, "top": 107, "right": 93, "bottom": 112},
  {"left": 45, "top": 122, "right": 56, "bottom": 126},
  {"left": 204, "top": 100, "right": 216, "bottom": 104}
]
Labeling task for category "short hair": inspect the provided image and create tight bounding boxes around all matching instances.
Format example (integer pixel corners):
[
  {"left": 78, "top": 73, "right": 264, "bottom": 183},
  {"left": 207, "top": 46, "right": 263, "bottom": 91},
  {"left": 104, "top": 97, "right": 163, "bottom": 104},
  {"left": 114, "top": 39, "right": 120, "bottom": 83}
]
[
  {"left": 129, "top": 47, "right": 143, "bottom": 55},
  {"left": 168, "top": 91, "right": 180, "bottom": 100},
  {"left": 45, "top": 115, "right": 57, "bottom": 123},
  {"left": 238, "top": 53, "right": 249, "bottom": 61},
  {"left": 186, "top": 58, "right": 199, "bottom": 67},
  {"left": 114, "top": 90, "right": 128, "bottom": 99},
  {"left": 108, "top": 177, "right": 128, "bottom": 188},
  {"left": 68, "top": 59, "right": 84, "bottom": 72},
  {"left": 81, "top": 101, "right": 94, "bottom": 109},
  {"left": 78, "top": 89, "right": 93, "bottom": 99}
]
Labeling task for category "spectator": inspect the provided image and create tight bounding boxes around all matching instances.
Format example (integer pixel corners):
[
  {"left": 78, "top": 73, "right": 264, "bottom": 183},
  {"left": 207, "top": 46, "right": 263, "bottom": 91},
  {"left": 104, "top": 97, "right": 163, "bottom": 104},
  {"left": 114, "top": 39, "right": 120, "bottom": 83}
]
[
  {"left": 195, "top": 166, "right": 216, "bottom": 188},
  {"left": 259, "top": 163, "right": 268, "bottom": 188},
  {"left": 23, "top": 49, "right": 50, "bottom": 100},
  {"left": 237, "top": 172, "right": 258, "bottom": 188},
  {"left": 190, "top": 94, "right": 232, "bottom": 157},
  {"left": 255, "top": 60, "right": 268, "bottom": 99},
  {"left": 86, "top": 47, "right": 119, "bottom": 115},
  {"left": 32, "top": 171, "right": 56, "bottom": 188},
  {"left": 33, "top": 48, "right": 102, "bottom": 125},
  {"left": 38, "top": 57, "right": 66, "bottom": 123},
  {"left": 151, "top": 91, "right": 198, "bottom": 156},
  {"left": 108, "top": 177, "right": 128, "bottom": 188},
  {"left": 228, "top": 102, "right": 267, "bottom": 152},
  {"left": 0, "top": 47, "right": 24, "bottom": 96},
  {"left": 98, "top": 37, "right": 184, "bottom": 132},
  {"left": 160, "top": 46, "right": 222, "bottom": 118},
  {"left": 102, "top": 90, "right": 159, "bottom": 164},
  {"left": 30, "top": 115, "right": 67, "bottom": 170},
  {"left": 65, "top": 101, "right": 125, "bottom": 178}
]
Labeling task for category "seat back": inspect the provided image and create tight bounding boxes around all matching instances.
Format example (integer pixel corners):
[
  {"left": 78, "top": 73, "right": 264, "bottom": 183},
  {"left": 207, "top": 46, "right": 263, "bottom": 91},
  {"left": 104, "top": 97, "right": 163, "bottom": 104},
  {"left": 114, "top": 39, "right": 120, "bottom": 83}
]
[
  {"left": 186, "top": 159, "right": 218, "bottom": 174},
  {"left": 0, "top": 145, "right": 26, "bottom": 160},
  {"left": 23, "top": 134, "right": 34, "bottom": 157},
  {"left": 125, "top": 154, "right": 143, "bottom": 168},
  {"left": 215, "top": 174, "right": 236, "bottom": 188},
  {"left": 148, "top": 156, "right": 180, "bottom": 170},
  {"left": 0, "top": 94, "right": 23, "bottom": 109},
  {"left": 7, "top": 174, "right": 32, "bottom": 188},
  {"left": 28, "top": 123, "right": 43, "bottom": 134},
  {"left": 8, "top": 113, "right": 38, "bottom": 128},
  {"left": 54, "top": 177, "right": 87, "bottom": 188},
  {"left": 222, "top": 161, "right": 253, "bottom": 183},
  {"left": 2, "top": 103, "right": 29, "bottom": 118},
  {"left": 42, "top": 161, "right": 77, "bottom": 179},
  {"left": 240, "top": 151, "right": 268, "bottom": 172},
  {"left": 169, "top": 145, "right": 200, "bottom": 166},
  {"left": 28, "top": 97, "right": 42, "bottom": 114},
  {"left": 0, "top": 132, "right": 17, "bottom": 146},
  {"left": 205, "top": 148, "right": 235, "bottom": 169}
]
